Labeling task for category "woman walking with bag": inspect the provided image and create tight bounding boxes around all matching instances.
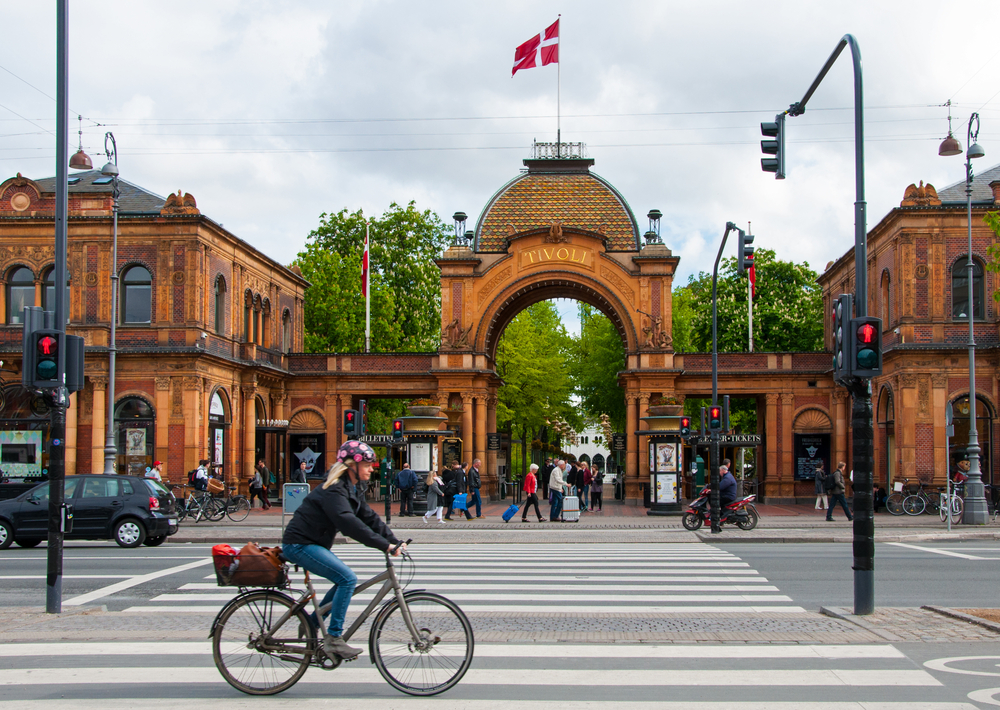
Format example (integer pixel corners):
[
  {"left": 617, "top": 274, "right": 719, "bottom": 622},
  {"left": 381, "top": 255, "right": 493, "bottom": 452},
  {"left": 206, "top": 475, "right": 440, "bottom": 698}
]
[
  {"left": 591, "top": 468, "right": 604, "bottom": 512},
  {"left": 814, "top": 462, "right": 828, "bottom": 510},
  {"left": 520, "top": 463, "right": 546, "bottom": 522},
  {"left": 422, "top": 470, "right": 447, "bottom": 524}
]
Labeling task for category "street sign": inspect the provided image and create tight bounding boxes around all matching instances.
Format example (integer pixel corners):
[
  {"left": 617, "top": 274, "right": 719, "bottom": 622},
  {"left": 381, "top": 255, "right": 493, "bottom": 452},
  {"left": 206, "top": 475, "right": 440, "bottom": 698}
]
[
  {"left": 487, "top": 433, "right": 501, "bottom": 451},
  {"left": 611, "top": 433, "right": 626, "bottom": 452},
  {"left": 692, "top": 434, "right": 762, "bottom": 446}
]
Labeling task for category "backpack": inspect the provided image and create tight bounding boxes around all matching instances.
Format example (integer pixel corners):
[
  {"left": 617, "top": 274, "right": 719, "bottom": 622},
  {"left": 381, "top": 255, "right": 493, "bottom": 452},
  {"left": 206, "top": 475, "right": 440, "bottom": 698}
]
[
  {"left": 823, "top": 471, "right": 837, "bottom": 492},
  {"left": 188, "top": 468, "right": 199, "bottom": 485}
]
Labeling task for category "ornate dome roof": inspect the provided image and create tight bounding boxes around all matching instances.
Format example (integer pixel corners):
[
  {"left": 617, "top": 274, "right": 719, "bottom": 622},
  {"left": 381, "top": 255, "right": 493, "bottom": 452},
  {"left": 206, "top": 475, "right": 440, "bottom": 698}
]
[{"left": 475, "top": 159, "right": 640, "bottom": 252}]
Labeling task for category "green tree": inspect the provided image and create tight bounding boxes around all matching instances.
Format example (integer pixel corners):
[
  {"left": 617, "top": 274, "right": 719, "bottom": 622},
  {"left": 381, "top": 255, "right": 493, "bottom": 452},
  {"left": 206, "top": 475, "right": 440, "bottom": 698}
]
[
  {"left": 567, "top": 304, "right": 626, "bottom": 432},
  {"left": 983, "top": 212, "right": 1000, "bottom": 298},
  {"left": 295, "top": 202, "right": 448, "bottom": 352},
  {"left": 673, "top": 248, "right": 823, "bottom": 353}
]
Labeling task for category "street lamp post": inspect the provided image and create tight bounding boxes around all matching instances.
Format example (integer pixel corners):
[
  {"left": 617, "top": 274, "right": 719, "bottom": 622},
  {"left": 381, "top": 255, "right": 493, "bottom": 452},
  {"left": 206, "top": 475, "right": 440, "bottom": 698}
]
[
  {"left": 939, "top": 112, "right": 988, "bottom": 524},
  {"left": 101, "top": 133, "right": 120, "bottom": 475}
]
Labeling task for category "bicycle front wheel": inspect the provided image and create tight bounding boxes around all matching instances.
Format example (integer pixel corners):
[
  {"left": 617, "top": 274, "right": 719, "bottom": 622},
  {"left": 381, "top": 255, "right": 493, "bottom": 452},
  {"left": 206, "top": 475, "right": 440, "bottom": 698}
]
[
  {"left": 205, "top": 497, "right": 226, "bottom": 522},
  {"left": 212, "top": 590, "right": 312, "bottom": 695},
  {"left": 902, "top": 495, "right": 926, "bottom": 516},
  {"left": 939, "top": 495, "right": 950, "bottom": 522},
  {"left": 950, "top": 496, "right": 964, "bottom": 525},
  {"left": 886, "top": 493, "right": 905, "bottom": 516},
  {"left": 370, "top": 592, "right": 474, "bottom": 696},
  {"left": 227, "top": 497, "right": 251, "bottom": 522}
]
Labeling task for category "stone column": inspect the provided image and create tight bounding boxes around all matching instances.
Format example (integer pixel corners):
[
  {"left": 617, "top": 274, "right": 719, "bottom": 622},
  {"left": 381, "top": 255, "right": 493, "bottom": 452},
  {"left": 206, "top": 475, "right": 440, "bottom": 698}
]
[
  {"left": 325, "top": 393, "right": 340, "bottom": 465},
  {"left": 834, "top": 390, "right": 849, "bottom": 473},
  {"left": 898, "top": 374, "right": 917, "bottom": 486},
  {"left": 486, "top": 394, "right": 498, "bottom": 496},
  {"left": 625, "top": 392, "right": 638, "bottom": 502},
  {"left": 90, "top": 377, "right": 108, "bottom": 474},
  {"left": 931, "top": 374, "right": 949, "bottom": 486},
  {"left": 780, "top": 393, "right": 795, "bottom": 499},
  {"left": 155, "top": 377, "right": 171, "bottom": 481},
  {"left": 242, "top": 383, "right": 256, "bottom": 484},
  {"left": 461, "top": 392, "right": 474, "bottom": 463},
  {"left": 764, "top": 393, "right": 779, "bottom": 499},
  {"left": 474, "top": 394, "right": 487, "bottom": 475},
  {"left": 638, "top": 392, "right": 650, "bottom": 501},
  {"left": 65, "top": 391, "right": 78, "bottom": 475}
]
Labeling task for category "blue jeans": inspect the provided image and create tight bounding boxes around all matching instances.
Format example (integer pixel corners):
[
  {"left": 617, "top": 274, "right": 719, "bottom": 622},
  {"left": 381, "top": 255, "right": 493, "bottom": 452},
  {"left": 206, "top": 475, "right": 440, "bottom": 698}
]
[
  {"left": 827, "top": 493, "right": 853, "bottom": 520},
  {"left": 281, "top": 543, "right": 357, "bottom": 637},
  {"left": 579, "top": 484, "right": 590, "bottom": 510},
  {"left": 468, "top": 488, "right": 482, "bottom": 516},
  {"left": 550, "top": 490, "right": 564, "bottom": 521}
]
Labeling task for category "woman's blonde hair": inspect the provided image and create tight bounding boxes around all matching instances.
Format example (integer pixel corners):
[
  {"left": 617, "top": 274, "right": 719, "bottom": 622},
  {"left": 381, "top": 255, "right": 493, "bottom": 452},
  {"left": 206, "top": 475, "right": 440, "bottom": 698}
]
[
  {"left": 322, "top": 461, "right": 351, "bottom": 489},
  {"left": 426, "top": 471, "right": 436, "bottom": 486}
]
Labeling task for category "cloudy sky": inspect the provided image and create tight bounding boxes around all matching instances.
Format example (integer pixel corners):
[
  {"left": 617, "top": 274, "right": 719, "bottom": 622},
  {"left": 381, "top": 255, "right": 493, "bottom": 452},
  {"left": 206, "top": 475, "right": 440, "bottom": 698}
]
[{"left": 1, "top": 1, "right": 997, "bottom": 333}]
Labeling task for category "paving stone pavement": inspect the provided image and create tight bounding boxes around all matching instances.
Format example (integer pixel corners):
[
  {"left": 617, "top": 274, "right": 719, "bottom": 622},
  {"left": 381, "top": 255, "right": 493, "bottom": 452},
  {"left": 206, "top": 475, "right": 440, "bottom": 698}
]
[{"left": 822, "top": 605, "right": 1000, "bottom": 643}]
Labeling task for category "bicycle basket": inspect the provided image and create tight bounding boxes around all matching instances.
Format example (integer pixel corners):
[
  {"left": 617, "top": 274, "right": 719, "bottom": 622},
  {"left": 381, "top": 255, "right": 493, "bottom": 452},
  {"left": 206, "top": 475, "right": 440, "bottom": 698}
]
[
  {"left": 206, "top": 478, "right": 225, "bottom": 495},
  {"left": 905, "top": 484, "right": 921, "bottom": 495},
  {"left": 213, "top": 543, "right": 288, "bottom": 588}
]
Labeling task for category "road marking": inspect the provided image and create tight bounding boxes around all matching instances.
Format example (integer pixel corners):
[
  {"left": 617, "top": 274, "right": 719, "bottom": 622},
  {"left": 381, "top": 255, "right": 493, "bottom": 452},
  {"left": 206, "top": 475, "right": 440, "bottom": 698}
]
[
  {"left": 123, "top": 604, "right": 807, "bottom": 613},
  {"left": 0, "top": 642, "right": 905, "bottom": 659},
  {"left": 0, "top": 701, "right": 978, "bottom": 709},
  {"left": 0, "top": 575, "right": 131, "bottom": 580},
  {"left": 0, "top": 666, "right": 938, "bottom": 686},
  {"left": 178, "top": 582, "right": 780, "bottom": 592},
  {"left": 151, "top": 592, "right": 795, "bottom": 603},
  {"left": 63, "top": 558, "right": 212, "bottom": 606},
  {"left": 924, "top": 656, "right": 1000, "bottom": 677},
  {"left": 886, "top": 543, "right": 986, "bottom": 560}
]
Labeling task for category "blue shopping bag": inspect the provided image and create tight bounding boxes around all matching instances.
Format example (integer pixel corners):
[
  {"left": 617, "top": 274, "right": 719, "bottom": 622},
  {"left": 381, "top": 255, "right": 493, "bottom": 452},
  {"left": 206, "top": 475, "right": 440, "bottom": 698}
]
[{"left": 452, "top": 493, "right": 468, "bottom": 511}]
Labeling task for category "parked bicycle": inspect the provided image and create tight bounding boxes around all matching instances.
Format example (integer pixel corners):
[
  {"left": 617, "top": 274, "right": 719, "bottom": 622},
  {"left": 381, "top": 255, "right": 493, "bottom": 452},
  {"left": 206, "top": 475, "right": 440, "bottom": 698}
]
[
  {"left": 207, "top": 486, "right": 251, "bottom": 522},
  {"left": 886, "top": 478, "right": 940, "bottom": 516},
  {"left": 938, "top": 484, "right": 964, "bottom": 524},
  {"left": 211, "top": 540, "right": 474, "bottom": 696},
  {"left": 171, "top": 485, "right": 216, "bottom": 523}
]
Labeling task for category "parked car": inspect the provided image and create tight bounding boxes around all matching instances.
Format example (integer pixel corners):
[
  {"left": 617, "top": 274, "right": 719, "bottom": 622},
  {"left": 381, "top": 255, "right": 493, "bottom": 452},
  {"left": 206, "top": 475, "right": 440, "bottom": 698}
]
[{"left": 0, "top": 474, "right": 178, "bottom": 549}]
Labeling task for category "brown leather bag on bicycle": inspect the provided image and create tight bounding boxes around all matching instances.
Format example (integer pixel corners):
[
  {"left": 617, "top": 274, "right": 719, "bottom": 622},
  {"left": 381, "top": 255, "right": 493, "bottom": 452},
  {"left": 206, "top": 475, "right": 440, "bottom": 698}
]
[{"left": 227, "top": 542, "right": 286, "bottom": 587}]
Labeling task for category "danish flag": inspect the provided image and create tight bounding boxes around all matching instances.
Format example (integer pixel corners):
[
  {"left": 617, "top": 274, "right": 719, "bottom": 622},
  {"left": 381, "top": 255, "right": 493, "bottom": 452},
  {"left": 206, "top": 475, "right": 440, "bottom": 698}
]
[
  {"left": 361, "top": 227, "right": 369, "bottom": 298},
  {"left": 512, "top": 19, "right": 559, "bottom": 77}
]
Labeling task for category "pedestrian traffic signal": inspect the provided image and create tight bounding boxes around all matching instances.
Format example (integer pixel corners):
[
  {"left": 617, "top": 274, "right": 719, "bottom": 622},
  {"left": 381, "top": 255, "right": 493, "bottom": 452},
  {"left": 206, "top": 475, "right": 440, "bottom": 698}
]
[
  {"left": 344, "top": 408, "right": 359, "bottom": 438},
  {"left": 851, "top": 316, "right": 882, "bottom": 378},
  {"left": 33, "top": 329, "right": 62, "bottom": 388},
  {"left": 722, "top": 395, "right": 730, "bottom": 431},
  {"left": 708, "top": 406, "right": 722, "bottom": 431},
  {"left": 392, "top": 419, "right": 403, "bottom": 441},
  {"left": 832, "top": 293, "right": 853, "bottom": 384},
  {"left": 761, "top": 113, "right": 786, "bottom": 179},
  {"left": 680, "top": 416, "right": 691, "bottom": 437},
  {"left": 737, "top": 230, "right": 755, "bottom": 275},
  {"left": 359, "top": 399, "right": 368, "bottom": 436}
]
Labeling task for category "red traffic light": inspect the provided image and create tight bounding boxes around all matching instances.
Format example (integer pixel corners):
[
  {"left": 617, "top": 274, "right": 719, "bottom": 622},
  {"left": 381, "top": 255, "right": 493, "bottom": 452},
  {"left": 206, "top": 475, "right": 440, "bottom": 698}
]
[
  {"left": 709, "top": 407, "right": 721, "bottom": 419},
  {"left": 680, "top": 416, "right": 690, "bottom": 428},
  {"left": 37, "top": 335, "right": 57, "bottom": 355},
  {"left": 346, "top": 412, "right": 355, "bottom": 422},
  {"left": 857, "top": 322, "right": 876, "bottom": 344},
  {"left": 392, "top": 420, "right": 402, "bottom": 432}
]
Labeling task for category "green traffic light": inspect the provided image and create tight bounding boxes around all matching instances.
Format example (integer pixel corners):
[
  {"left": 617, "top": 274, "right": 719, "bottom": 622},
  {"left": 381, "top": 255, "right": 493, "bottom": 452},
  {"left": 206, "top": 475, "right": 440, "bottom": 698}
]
[
  {"left": 856, "top": 348, "right": 878, "bottom": 369},
  {"left": 36, "top": 359, "right": 57, "bottom": 380}
]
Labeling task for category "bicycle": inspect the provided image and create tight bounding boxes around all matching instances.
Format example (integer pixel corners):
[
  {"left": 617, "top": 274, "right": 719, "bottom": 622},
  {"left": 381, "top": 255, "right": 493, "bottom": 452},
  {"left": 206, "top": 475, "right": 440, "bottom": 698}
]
[
  {"left": 206, "top": 486, "right": 251, "bottom": 522},
  {"left": 211, "top": 540, "right": 474, "bottom": 696},
  {"left": 937, "top": 485, "right": 964, "bottom": 524},
  {"left": 902, "top": 480, "right": 940, "bottom": 516},
  {"left": 170, "top": 485, "right": 215, "bottom": 523}
]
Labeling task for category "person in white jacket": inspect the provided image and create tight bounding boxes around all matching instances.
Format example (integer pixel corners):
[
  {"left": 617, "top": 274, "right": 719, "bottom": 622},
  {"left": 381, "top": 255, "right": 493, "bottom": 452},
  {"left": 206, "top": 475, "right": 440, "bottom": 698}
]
[{"left": 549, "top": 459, "right": 567, "bottom": 522}]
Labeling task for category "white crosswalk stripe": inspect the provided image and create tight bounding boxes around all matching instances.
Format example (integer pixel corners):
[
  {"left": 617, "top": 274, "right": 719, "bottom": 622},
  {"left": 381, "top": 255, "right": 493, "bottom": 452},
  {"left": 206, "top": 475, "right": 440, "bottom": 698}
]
[{"left": 121, "top": 543, "right": 806, "bottom": 614}]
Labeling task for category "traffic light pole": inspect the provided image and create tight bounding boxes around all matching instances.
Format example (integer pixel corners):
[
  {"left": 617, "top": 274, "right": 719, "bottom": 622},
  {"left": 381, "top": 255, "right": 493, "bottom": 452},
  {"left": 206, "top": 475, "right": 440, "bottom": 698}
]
[{"left": 784, "top": 33, "right": 874, "bottom": 615}]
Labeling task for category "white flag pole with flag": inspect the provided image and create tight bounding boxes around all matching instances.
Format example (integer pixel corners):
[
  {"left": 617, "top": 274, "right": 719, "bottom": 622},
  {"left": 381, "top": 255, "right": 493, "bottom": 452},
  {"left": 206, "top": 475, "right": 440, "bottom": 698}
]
[
  {"left": 512, "top": 17, "right": 560, "bottom": 148},
  {"left": 363, "top": 220, "right": 370, "bottom": 353}
]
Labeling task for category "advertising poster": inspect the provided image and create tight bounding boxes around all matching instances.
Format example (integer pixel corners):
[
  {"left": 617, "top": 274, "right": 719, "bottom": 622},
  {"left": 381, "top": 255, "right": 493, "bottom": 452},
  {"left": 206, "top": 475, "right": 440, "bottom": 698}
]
[
  {"left": 411, "top": 443, "right": 431, "bottom": 472},
  {"left": 655, "top": 473, "right": 678, "bottom": 503},
  {"left": 656, "top": 443, "right": 677, "bottom": 472},
  {"left": 214, "top": 428, "right": 224, "bottom": 465},
  {"left": 126, "top": 428, "right": 146, "bottom": 456},
  {"left": 290, "top": 434, "right": 325, "bottom": 477},
  {"left": 794, "top": 433, "right": 830, "bottom": 481}
]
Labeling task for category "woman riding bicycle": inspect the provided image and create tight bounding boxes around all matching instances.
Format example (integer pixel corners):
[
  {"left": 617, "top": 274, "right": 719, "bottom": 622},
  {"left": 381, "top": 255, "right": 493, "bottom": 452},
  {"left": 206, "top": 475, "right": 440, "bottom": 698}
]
[{"left": 282, "top": 440, "right": 406, "bottom": 661}]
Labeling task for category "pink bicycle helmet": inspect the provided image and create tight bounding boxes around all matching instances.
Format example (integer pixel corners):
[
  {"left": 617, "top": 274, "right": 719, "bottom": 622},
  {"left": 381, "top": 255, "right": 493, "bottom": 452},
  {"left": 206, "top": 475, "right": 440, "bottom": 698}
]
[{"left": 337, "top": 439, "right": 377, "bottom": 465}]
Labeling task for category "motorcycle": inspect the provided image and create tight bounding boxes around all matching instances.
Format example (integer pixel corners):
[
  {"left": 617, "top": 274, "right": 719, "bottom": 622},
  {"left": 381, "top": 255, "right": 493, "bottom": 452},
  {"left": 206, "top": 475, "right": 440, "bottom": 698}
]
[{"left": 681, "top": 486, "right": 759, "bottom": 531}]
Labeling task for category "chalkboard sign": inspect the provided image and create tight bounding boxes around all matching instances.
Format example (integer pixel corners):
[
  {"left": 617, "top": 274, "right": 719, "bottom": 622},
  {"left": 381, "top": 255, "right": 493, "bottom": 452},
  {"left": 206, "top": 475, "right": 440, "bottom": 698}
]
[
  {"left": 611, "top": 433, "right": 627, "bottom": 452},
  {"left": 487, "top": 434, "right": 501, "bottom": 451}
]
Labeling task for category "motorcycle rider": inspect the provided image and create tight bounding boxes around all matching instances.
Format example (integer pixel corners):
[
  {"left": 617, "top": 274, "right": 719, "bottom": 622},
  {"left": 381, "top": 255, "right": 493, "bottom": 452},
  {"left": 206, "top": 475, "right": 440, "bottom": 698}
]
[{"left": 718, "top": 459, "right": 744, "bottom": 521}]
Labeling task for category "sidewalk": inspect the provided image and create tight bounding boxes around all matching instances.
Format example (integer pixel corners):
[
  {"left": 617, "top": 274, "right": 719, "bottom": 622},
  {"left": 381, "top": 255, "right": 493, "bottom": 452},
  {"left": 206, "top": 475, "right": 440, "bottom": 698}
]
[{"left": 169, "top": 498, "right": 1000, "bottom": 545}]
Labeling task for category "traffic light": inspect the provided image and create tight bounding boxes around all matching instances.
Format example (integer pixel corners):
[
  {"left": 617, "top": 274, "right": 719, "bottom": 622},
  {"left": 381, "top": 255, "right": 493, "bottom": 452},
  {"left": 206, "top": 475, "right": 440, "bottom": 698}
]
[
  {"left": 832, "top": 293, "right": 853, "bottom": 384},
  {"left": 392, "top": 419, "right": 404, "bottom": 441},
  {"left": 761, "top": 113, "right": 786, "bottom": 179},
  {"left": 359, "top": 399, "right": 368, "bottom": 436},
  {"left": 851, "top": 316, "right": 883, "bottom": 378},
  {"left": 65, "top": 334, "right": 85, "bottom": 393},
  {"left": 680, "top": 416, "right": 691, "bottom": 437},
  {"left": 708, "top": 405, "right": 722, "bottom": 431},
  {"left": 344, "top": 408, "right": 359, "bottom": 438},
  {"left": 737, "top": 230, "right": 755, "bottom": 275},
  {"left": 722, "top": 395, "right": 730, "bottom": 431},
  {"left": 33, "top": 329, "right": 62, "bottom": 388}
]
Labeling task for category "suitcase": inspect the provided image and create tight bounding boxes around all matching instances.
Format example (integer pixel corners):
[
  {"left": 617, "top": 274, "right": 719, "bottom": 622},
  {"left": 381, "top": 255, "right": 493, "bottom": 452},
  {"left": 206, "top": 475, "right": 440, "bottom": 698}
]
[
  {"left": 452, "top": 493, "right": 468, "bottom": 511},
  {"left": 562, "top": 495, "right": 580, "bottom": 522},
  {"left": 502, "top": 503, "right": 520, "bottom": 522}
]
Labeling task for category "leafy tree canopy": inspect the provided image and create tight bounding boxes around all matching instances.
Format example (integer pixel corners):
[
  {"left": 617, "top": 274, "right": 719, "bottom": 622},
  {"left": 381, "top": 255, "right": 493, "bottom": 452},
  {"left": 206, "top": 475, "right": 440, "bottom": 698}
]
[
  {"left": 566, "top": 304, "right": 627, "bottom": 433},
  {"left": 672, "top": 248, "right": 823, "bottom": 353},
  {"left": 295, "top": 202, "right": 448, "bottom": 352}
]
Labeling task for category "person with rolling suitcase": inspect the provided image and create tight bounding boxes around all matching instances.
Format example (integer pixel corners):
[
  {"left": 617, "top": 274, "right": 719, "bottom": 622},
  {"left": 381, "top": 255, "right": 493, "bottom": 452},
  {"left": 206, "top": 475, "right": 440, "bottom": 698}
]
[{"left": 549, "top": 459, "right": 567, "bottom": 522}]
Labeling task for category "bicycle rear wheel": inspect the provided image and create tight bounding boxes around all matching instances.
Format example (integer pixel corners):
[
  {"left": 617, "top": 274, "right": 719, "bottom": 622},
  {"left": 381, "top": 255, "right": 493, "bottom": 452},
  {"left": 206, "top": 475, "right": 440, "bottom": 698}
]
[
  {"left": 902, "top": 494, "right": 925, "bottom": 516},
  {"left": 227, "top": 496, "right": 251, "bottom": 522},
  {"left": 212, "top": 590, "right": 312, "bottom": 695},
  {"left": 370, "top": 592, "right": 474, "bottom": 696},
  {"left": 923, "top": 491, "right": 940, "bottom": 515},
  {"left": 950, "top": 496, "right": 964, "bottom": 525},
  {"left": 939, "top": 495, "right": 951, "bottom": 522},
  {"left": 886, "top": 493, "right": 905, "bottom": 516},
  {"left": 206, "top": 497, "right": 227, "bottom": 522}
]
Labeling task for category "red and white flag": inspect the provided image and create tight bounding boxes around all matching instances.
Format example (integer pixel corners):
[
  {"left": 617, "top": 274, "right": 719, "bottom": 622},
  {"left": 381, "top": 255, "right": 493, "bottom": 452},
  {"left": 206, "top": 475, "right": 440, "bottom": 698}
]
[
  {"left": 361, "top": 225, "right": 370, "bottom": 297},
  {"left": 512, "top": 19, "right": 559, "bottom": 77},
  {"left": 748, "top": 262, "right": 756, "bottom": 300}
]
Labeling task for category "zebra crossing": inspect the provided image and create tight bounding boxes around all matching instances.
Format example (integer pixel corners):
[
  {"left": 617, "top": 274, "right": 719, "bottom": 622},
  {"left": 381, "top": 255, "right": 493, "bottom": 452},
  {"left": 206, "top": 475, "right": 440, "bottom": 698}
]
[{"left": 121, "top": 542, "right": 806, "bottom": 615}]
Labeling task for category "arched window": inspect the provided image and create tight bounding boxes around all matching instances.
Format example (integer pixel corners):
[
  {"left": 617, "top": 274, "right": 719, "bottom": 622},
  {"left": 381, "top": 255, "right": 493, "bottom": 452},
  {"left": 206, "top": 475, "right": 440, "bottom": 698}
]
[
  {"left": 253, "top": 295, "right": 261, "bottom": 344},
  {"left": 114, "top": 396, "right": 156, "bottom": 476},
  {"left": 42, "top": 267, "right": 70, "bottom": 323},
  {"left": 880, "top": 271, "right": 891, "bottom": 329},
  {"left": 214, "top": 276, "right": 226, "bottom": 334},
  {"left": 282, "top": 309, "right": 291, "bottom": 353},
  {"left": 261, "top": 299, "right": 271, "bottom": 348},
  {"left": 243, "top": 291, "right": 252, "bottom": 342},
  {"left": 952, "top": 257, "right": 985, "bottom": 320},
  {"left": 6, "top": 267, "right": 34, "bottom": 324},
  {"left": 121, "top": 266, "right": 152, "bottom": 323}
]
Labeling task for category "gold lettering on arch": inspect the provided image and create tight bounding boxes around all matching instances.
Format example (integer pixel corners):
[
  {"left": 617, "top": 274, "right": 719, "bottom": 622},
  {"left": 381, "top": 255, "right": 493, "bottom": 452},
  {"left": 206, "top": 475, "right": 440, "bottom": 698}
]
[{"left": 519, "top": 246, "right": 595, "bottom": 272}]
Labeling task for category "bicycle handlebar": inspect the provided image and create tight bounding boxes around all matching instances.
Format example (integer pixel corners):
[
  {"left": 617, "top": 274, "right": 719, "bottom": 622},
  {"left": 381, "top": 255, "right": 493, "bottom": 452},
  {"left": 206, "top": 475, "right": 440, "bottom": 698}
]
[{"left": 388, "top": 539, "right": 412, "bottom": 556}]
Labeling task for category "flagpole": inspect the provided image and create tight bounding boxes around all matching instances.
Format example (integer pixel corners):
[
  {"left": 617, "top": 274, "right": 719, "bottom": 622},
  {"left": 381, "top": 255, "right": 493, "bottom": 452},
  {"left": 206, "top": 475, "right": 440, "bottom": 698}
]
[
  {"left": 365, "top": 220, "right": 371, "bottom": 353},
  {"left": 556, "top": 13, "right": 561, "bottom": 157},
  {"left": 748, "top": 272, "right": 754, "bottom": 353}
]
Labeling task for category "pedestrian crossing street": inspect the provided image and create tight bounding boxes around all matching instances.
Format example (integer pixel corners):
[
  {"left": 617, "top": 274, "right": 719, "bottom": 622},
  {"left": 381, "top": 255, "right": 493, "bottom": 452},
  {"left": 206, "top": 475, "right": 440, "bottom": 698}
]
[{"left": 122, "top": 543, "right": 808, "bottom": 615}]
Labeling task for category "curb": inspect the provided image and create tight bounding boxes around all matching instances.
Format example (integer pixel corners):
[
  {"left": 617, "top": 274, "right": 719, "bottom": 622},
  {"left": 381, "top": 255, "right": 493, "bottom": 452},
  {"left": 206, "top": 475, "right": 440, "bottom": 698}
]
[
  {"left": 923, "top": 605, "right": 1000, "bottom": 634},
  {"left": 819, "top": 606, "right": 904, "bottom": 642}
]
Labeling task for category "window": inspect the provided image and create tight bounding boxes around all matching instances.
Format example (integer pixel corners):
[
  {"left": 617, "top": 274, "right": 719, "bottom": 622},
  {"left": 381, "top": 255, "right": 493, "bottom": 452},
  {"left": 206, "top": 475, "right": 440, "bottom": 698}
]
[
  {"left": 952, "top": 257, "right": 985, "bottom": 320},
  {"left": 7, "top": 267, "right": 34, "bottom": 324},
  {"left": 282, "top": 309, "right": 291, "bottom": 353},
  {"left": 82, "top": 477, "right": 120, "bottom": 498},
  {"left": 253, "top": 295, "right": 261, "bottom": 344},
  {"left": 121, "top": 266, "right": 152, "bottom": 323},
  {"left": 262, "top": 299, "right": 270, "bottom": 348},
  {"left": 214, "top": 276, "right": 226, "bottom": 334},
  {"left": 42, "top": 267, "right": 70, "bottom": 323},
  {"left": 880, "top": 271, "right": 891, "bottom": 329},
  {"left": 244, "top": 291, "right": 252, "bottom": 342}
]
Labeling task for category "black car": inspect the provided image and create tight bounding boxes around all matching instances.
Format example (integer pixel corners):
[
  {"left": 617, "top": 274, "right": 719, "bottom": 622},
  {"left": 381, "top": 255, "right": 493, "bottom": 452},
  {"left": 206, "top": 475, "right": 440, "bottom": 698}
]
[{"left": 0, "top": 474, "right": 178, "bottom": 549}]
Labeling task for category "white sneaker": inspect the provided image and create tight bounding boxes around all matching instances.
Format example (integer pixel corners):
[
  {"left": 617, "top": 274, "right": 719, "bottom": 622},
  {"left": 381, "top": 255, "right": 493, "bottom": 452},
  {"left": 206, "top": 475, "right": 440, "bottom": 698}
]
[{"left": 438, "top": 519, "right": 447, "bottom": 524}]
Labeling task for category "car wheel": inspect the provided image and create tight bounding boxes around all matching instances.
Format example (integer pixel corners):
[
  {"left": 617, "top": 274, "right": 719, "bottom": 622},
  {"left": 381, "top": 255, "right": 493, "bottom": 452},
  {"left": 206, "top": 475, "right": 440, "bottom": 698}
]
[
  {"left": 0, "top": 520, "right": 12, "bottom": 550},
  {"left": 143, "top": 535, "right": 167, "bottom": 547},
  {"left": 15, "top": 538, "right": 43, "bottom": 548},
  {"left": 114, "top": 518, "right": 146, "bottom": 548}
]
